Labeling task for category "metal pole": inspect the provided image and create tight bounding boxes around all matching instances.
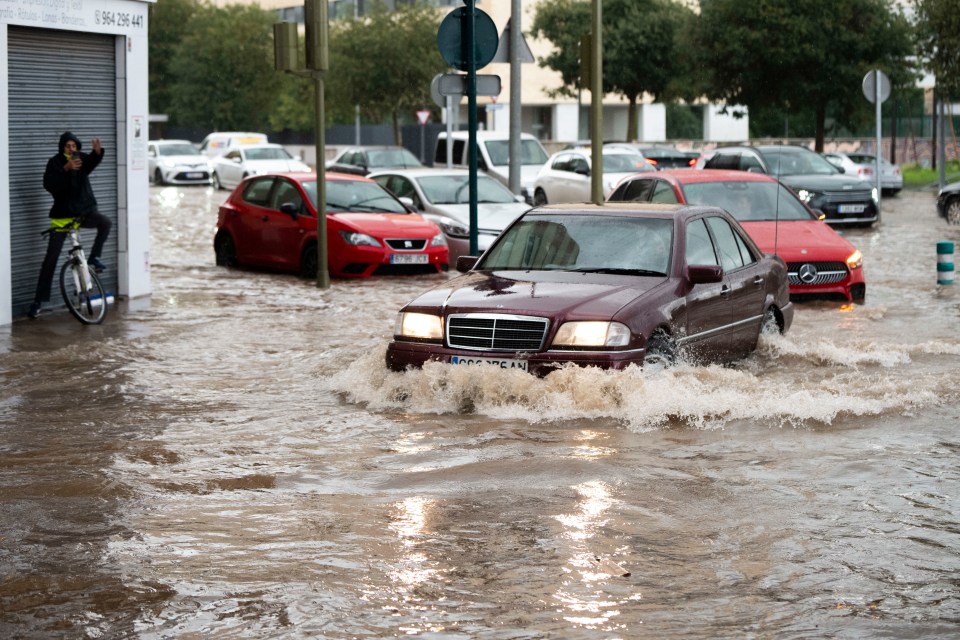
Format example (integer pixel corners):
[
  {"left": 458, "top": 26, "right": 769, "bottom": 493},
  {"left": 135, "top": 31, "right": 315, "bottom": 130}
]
[
  {"left": 355, "top": 104, "right": 360, "bottom": 145},
  {"left": 875, "top": 69, "right": 882, "bottom": 219},
  {"left": 466, "top": 0, "right": 479, "bottom": 255},
  {"left": 508, "top": 0, "right": 522, "bottom": 196},
  {"left": 309, "top": 0, "right": 330, "bottom": 288},
  {"left": 590, "top": 0, "right": 602, "bottom": 204}
]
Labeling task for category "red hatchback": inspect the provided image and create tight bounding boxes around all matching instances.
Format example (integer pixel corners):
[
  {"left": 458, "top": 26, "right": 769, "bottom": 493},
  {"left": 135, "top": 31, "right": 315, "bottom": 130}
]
[
  {"left": 608, "top": 170, "right": 866, "bottom": 301},
  {"left": 214, "top": 172, "right": 448, "bottom": 278}
]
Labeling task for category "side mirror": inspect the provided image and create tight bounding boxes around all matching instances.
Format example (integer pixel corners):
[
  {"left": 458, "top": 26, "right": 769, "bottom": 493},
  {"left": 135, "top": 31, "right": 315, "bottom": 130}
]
[
  {"left": 456, "top": 255, "right": 478, "bottom": 272},
  {"left": 279, "top": 202, "right": 299, "bottom": 220},
  {"left": 836, "top": 166, "right": 845, "bottom": 174},
  {"left": 687, "top": 264, "right": 723, "bottom": 284}
]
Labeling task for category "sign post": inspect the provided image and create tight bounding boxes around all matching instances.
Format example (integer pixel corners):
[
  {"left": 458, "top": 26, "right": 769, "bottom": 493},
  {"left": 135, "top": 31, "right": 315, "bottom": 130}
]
[
  {"left": 416, "top": 109, "right": 431, "bottom": 162},
  {"left": 862, "top": 69, "right": 890, "bottom": 220}
]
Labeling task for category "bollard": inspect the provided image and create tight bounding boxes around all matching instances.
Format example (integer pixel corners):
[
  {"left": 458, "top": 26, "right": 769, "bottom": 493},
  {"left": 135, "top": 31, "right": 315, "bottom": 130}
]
[{"left": 937, "top": 241, "right": 955, "bottom": 285}]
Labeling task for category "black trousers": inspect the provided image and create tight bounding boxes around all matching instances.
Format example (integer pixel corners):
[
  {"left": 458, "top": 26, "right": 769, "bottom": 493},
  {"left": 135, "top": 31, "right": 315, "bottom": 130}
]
[{"left": 33, "top": 211, "right": 112, "bottom": 303}]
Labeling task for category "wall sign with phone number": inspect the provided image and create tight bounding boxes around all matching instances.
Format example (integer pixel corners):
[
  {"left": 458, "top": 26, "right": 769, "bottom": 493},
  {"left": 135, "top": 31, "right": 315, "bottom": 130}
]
[{"left": 95, "top": 9, "right": 143, "bottom": 28}]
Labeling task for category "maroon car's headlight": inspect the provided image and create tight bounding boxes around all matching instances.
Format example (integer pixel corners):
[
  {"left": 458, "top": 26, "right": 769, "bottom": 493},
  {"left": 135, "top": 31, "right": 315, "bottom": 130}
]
[
  {"left": 395, "top": 312, "right": 443, "bottom": 340},
  {"left": 339, "top": 231, "right": 381, "bottom": 247},
  {"left": 846, "top": 249, "right": 863, "bottom": 270},
  {"left": 552, "top": 321, "right": 631, "bottom": 347}
]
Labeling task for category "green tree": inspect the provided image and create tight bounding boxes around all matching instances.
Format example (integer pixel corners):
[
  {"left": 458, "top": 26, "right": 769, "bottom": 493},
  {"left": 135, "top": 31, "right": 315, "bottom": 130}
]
[
  {"left": 914, "top": 0, "right": 960, "bottom": 96},
  {"left": 530, "top": 0, "right": 695, "bottom": 141},
  {"left": 167, "top": 4, "right": 282, "bottom": 131},
  {"left": 695, "top": 0, "right": 915, "bottom": 151},
  {"left": 147, "top": 0, "right": 200, "bottom": 117},
  {"left": 322, "top": 2, "right": 447, "bottom": 143}
]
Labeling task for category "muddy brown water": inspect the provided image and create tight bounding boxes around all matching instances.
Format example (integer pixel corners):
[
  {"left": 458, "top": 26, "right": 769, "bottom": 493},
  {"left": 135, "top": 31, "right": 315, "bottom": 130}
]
[{"left": 1, "top": 186, "right": 959, "bottom": 638}]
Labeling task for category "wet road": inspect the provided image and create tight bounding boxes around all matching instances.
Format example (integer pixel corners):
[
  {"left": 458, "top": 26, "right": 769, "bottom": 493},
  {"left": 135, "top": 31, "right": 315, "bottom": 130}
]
[{"left": 1, "top": 186, "right": 959, "bottom": 638}]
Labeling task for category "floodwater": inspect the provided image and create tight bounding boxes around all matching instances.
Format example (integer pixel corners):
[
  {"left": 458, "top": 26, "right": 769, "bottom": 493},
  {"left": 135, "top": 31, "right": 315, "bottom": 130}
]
[{"left": 1, "top": 185, "right": 959, "bottom": 639}]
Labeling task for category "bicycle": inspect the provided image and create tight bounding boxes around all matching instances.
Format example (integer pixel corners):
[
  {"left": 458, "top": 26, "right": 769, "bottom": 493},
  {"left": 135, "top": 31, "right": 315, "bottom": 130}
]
[{"left": 42, "top": 218, "right": 109, "bottom": 324}]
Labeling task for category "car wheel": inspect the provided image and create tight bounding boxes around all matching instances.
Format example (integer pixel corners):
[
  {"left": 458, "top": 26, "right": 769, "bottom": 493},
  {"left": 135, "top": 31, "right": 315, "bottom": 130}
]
[
  {"left": 212, "top": 172, "right": 223, "bottom": 191},
  {"left": 533, "top": 188, "right": 548, "bottom": 206},
  {"left": 300, "top": 243, "right": 318, "bottom": 279},
  {"left": 643, "top": 331, "right": 676, "bottom": 370},
  {"left": 214, "top": 232, "right": 237, "bottom": 267},
  {"left": 154, "top": 168, "right": 165, "bottom": 186},
  {"left": 947, "top": 196, "right": 960, "bottom": 225}
]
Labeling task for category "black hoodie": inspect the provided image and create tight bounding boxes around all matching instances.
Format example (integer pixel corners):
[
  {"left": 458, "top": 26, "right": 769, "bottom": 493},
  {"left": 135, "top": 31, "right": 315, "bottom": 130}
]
[{"left": 42, "top": 131, "right": 105, "bottom": 218}]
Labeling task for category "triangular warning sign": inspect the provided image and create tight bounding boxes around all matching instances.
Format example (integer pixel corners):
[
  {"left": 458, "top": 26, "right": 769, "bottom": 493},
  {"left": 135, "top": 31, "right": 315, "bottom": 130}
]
[{"left": 491, "top": 18, "right": 535, "bottom": 64}]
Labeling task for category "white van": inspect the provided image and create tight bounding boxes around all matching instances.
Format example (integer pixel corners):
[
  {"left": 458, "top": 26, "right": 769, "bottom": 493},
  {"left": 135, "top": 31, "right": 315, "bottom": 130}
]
[
  {"left": 198, "top": 131, "right": 268, "bottom": 158},
  {"left": 434, "top": 131, "right": 549, "bottom": 203}
]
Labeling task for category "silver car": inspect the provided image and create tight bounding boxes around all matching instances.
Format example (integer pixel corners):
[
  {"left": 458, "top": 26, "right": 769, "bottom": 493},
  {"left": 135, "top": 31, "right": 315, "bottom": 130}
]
[
  {"left": 823, "top": 151, "right": 903, "bottom": 196},
  {"left": 211, "top": 144, "right": 311, "bottom": 191},
  {"left": 147, "top": 139, "right": 213, "bottom": 186},
  {"left": 370, "top": 167, "right": 530, "bottom": 262}
]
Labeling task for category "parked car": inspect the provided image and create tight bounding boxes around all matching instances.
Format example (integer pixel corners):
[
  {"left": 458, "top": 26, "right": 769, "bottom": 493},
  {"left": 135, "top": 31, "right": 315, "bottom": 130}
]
[
  {"left": 369, "top": 167, "right": 529, "bottom": 262},
  {"left": 532, "top": 147, "right": 654, "bottom": 205},
  {"left": 198, "top": 131, "right": 268, "bottom": 158},
  {"left": 823, "top": 152, "right": 903, "bottom": 195},
  {"left": 326, "top": 145, "right": 423, "bottom": 176},
  {"left": 214, "top": 172, "right": 448, "bottom": 278},
  {"left": 212, "top": 144, "right": 311, "bottom": 191},
  {"left": 147, "top": 139, "right": 213, "bottom": 186},
  {"left": 938, "top": 181, "right": 960, "bottom": 224},
  {"left": 434, "top": 131, "right": 550, "bottom": 203},
  {"left": 608, "top": 170, "right": 866, "bottom": 301},
  {"left": 607, "top": 143, "right": 699, "bottom": 169},
  {"left": 385, "top": 203, "right": 793, "bottom": 376},
  {"left": 695, "top": 145, "right": 878, "bottom": 226}
]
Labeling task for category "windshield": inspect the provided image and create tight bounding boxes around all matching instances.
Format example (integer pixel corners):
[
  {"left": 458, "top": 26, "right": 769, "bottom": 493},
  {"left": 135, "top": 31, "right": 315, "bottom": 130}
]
[
  {"left": 681, "top": 181, "right": 814, "bottom": 222},
  {"left": 159, "top": 143, "right": 200, "bottom": 156},
  {"left": 366, "top": 148, "right": 422, "bottom": 168},
  {"left": 245, "top": 147, "right": 293, "bottom": 161},
  {"left": 417, "top": 175, "right": 517, "bottom": 205},
  {"left": 479, "top": 213, "right": 673, "bottom": 276},
  {"left": 603, "top": 152, "right": 653, "bottom": 173},
  {"left": 302, "top": 180, "right": 408, "bottom": 214},
  {"left": 758, "top": 147, "right": 839, "bottom": 176},
  {"left": 484, "top": 139, "right": 550, "bottom": 166}
]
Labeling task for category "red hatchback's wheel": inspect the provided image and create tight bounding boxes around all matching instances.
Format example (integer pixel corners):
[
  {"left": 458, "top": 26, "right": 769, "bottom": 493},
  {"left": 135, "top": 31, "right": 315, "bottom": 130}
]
[{"left": 300, "top": 243, "right": 318, "bottom": 279}]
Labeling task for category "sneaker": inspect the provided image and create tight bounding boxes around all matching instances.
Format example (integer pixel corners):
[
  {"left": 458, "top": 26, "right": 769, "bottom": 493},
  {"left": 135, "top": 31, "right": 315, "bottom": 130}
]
[
  {"left": 27, "top": 301, "right": 41, "bottom": 319},
  {"left": 88, "top": 257, "right": 106, "bottom": 273}
]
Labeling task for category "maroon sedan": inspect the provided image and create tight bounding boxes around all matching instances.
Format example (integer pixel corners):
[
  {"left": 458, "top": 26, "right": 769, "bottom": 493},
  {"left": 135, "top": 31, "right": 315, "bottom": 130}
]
[{"left": 386, "top": 203, "right": 794, "bottom": 376}]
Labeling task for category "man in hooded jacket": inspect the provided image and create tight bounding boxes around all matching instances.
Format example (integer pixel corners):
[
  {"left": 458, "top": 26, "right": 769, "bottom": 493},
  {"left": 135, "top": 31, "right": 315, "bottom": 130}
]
[{"left": 27, "top": 132, "right": 112, "bottom": 319}]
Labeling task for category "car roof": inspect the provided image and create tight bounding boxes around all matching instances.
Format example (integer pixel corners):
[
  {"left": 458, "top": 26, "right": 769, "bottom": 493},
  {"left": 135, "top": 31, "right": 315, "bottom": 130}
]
[
  {"left": 369, "top": 167, "right": 473, "bottom": 178},
  {"left": 653, "top": 169, "right": 778, "bottom": 185},
  {"left": 528, "top": 202, "right": 726, "bottom": 221},
  {"left": 244, "top": 171, "right": 377, "bottom": 183},
  {"left": 150, "top": 139, "right": 193, "bottom": 144}
]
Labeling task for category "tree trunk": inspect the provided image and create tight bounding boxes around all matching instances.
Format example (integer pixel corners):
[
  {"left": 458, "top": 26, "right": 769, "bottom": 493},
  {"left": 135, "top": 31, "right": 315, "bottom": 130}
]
[
  {"left": 626, "top": 94, "right": 638, "bottom": 142},
  {"left": 814, "top": 101, "right": 826, "bottom": 152}
]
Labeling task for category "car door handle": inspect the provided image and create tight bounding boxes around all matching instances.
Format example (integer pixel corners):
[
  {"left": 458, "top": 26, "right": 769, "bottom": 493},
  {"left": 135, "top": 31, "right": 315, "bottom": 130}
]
[
  {"left": 720, "top": 285, "right": 731, "bottom": 297},
  {"left": 753, "top": 275, "right": 764, "bottom": 287},
  {"left": 261, "top": 215, "right": 269, "bottom": 222}
]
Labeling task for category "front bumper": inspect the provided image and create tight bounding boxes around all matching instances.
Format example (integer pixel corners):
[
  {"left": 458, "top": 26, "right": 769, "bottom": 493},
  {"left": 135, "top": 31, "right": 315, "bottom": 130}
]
[{"left": 386, "top": 340, "right": 646, "bottom": 377}]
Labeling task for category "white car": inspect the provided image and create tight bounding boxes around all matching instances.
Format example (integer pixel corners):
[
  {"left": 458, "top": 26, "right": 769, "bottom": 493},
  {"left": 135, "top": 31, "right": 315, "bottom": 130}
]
[
  {"left": 370, "top": 167, "right": 530, "bottom": 262},
  {"left": 211, "top": 144, "right": 311, "bottom": 190},
  {"left": 823, "top": 151, "right": 903, "bottom": 195},
  {"left": 147, "top": 139, "right": 213, "bottom": 186},
  {"left": 434, "top": 131, "right": 550, "bottom": 204},
  {"left": 532, "top": 147, "right": 655, "bottom": 205}
]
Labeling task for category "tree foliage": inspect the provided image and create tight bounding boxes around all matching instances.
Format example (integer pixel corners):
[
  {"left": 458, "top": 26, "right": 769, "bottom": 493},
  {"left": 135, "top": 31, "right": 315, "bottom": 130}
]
[
  {"left": 913, "top": 0, "right": 960, "bottom": 96},
  {"left": 324, "top": 2, "right": 446, "bottom": 143},
  {"left": 166, "top": 4, "right": 283, "bottom": 131},
  {"left": 694, "top": 0, "right": 915, "bottom": 150},
  {"left": 147, "top": 0, "right": 199, "bottom": 117},
  {"left": 530, "top": 0, "right": 696, "bottom": 140}
]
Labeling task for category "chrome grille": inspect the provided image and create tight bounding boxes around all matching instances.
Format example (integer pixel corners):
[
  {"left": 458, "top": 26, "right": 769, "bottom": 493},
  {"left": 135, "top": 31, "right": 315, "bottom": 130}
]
[
  {"left": 385, "top": 238, "right": 427, "bottom": 251},
  {"left": 787, "top": 261, "right": 848, "bottom": 285},
  {"left": 447, "top": 314, "right": 549, "bottom": 351},
  {"left": 822, "top": 190, "right": 872, "bottom": 203}
]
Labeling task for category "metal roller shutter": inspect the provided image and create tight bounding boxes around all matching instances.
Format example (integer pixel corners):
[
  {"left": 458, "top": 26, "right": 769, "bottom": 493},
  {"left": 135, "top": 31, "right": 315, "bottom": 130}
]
[{"left": 8, "top": 26, "right": 118, "bottom": 316}]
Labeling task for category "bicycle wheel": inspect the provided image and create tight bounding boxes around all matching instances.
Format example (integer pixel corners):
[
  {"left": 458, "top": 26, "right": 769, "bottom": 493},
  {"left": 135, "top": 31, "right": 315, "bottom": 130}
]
[{"left": 59, "top": 260, "right": 108, "bottom": 324}]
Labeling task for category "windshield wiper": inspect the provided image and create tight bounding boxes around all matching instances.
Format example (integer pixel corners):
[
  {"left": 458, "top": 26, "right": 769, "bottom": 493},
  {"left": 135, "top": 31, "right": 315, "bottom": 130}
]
[{"left": 570, "top": 267, "right": 666, "bottom": 277}]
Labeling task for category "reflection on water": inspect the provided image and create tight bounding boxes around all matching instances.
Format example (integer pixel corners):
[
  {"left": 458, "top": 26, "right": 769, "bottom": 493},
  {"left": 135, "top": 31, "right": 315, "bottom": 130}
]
[{"left": 1, "top": 188, "right": 959, "bottom": 638}]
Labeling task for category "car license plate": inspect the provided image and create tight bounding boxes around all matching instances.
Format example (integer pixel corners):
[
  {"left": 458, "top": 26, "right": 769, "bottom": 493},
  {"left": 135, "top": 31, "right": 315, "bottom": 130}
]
[
  {"left": 838, "top": 204, "right": 866, "bottom": 214},
  {"left": 184, "top": 172, "right": 204, "bottom": 179},
  {"left": 390, "top": 254, "right": 429, "bottom": 264},
  {"left": 450, "top": 355, "right": 529, "bottom": 371}
]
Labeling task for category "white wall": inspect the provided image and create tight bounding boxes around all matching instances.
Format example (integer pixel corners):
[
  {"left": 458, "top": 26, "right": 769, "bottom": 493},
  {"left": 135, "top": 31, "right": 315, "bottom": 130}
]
[
  {"left": 704, "top": 104, "right": 750, "bottom": 142},
  {"left": 638, "top": 103, "right": 667, "bottom": 142},
  {"left": 551, "top": 103, "right": 580, "bottom": 143}
]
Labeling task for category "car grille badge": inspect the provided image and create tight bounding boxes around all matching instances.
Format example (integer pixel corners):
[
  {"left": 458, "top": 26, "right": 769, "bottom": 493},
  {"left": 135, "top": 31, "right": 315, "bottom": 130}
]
[{"left": 798, "top": 263, "right": 819, "bottom": 284}]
